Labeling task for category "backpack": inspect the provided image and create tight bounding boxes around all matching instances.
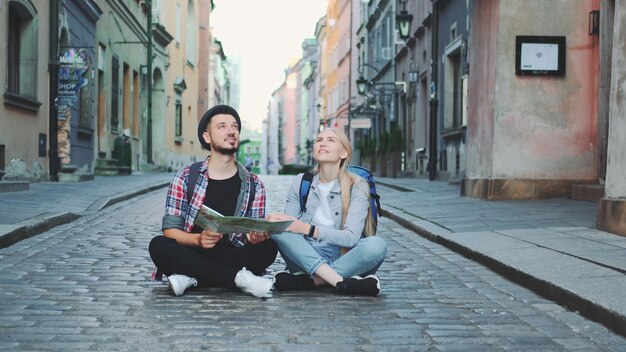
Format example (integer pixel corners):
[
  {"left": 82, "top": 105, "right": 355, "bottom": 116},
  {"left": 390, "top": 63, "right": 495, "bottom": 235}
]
[
  {"left": 299, "top": 165, "right": 381, "bottom": 234},
  {"left": 187, "top": 161, "right": 255, "bottom": 215}
]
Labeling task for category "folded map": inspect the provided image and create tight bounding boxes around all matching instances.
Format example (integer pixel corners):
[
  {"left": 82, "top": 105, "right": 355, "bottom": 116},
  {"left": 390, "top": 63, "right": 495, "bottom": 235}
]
[{"left": 194, "top": 205, "right": 293, "bottom": 234}]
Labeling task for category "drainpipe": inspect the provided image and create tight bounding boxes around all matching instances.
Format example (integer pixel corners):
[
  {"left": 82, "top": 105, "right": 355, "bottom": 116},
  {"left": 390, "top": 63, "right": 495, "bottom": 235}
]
[
  {"left": 147, "top": 0, "right": 153, "bottom": 164},
  {"left": 348, "top": 0, "right": 353, "bottom": 145},
  {"left": 48, "top": 0, "right": 60, "bottom": 181},
  {"left": 428, "top": 2, "right": 438, "bottom": 181}
]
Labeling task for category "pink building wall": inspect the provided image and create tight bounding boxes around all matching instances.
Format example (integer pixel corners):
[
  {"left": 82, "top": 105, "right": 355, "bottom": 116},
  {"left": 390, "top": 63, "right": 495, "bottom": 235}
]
[
  {"left": 466, "top": 0, "right": 600, "bottom": 199},
  {"left": 282, "top": 72, "right": 298, "bottom": 164}
]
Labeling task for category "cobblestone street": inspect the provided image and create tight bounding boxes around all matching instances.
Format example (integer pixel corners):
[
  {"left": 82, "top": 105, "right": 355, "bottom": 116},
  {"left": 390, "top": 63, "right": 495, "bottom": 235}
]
[{"left": 0, "top": 175, "right": 624, "bottom": 351}]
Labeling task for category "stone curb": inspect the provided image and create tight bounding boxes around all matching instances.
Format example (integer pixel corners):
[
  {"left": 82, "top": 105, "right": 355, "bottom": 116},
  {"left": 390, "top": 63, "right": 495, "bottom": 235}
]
[
  {"left": 382, "top": 207, "right": 626, "bottom": 338},
  {"left": 0, "top": 212, "right": 80, "bottom": 249},
  {"left": 376, "top": 180, "right": 416, "bottom": 193},
  {"left": 0, "top": 181, "right": 170, "bottom": 249},
  {"left": 84, "top": 181, "right": 170, "bottom": 212},
  {"left": 0, "top": 181, "right": 30, "bottom": 193}
]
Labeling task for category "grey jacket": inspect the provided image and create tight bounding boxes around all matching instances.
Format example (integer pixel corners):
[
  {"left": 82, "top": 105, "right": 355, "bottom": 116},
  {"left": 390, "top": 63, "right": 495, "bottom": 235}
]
[{"left": 284, "top": 172, "right": 370, "bottom": 248}]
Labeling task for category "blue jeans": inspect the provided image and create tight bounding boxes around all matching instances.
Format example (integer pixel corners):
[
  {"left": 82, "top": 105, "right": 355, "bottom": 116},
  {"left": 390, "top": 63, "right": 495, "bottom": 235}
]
[{"left": 272, "top": 232, "right": 388, "bottom": 278}]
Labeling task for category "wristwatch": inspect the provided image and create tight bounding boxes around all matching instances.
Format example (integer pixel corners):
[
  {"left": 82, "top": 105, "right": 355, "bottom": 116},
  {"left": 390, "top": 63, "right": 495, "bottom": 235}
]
[{"left": 307, "top": 224, "right": 316, "bottom": 238}]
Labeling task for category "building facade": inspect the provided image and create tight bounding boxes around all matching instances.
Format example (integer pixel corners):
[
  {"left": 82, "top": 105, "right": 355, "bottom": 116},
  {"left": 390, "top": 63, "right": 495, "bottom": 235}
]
[
  {"left": 57, "top": 0, "right": 102, "bottom": 180},
  {"left": 357, "top": 0, "right": 403, "bottom": 177},
  {"left": 259, "top": 0, "right": 626, "bottom": 239},
  {"left": 156, "top": 0, "right": 205, "bottom": 170},
  {"left": 94, "top": 0, "right": 148, "bottom": 174},
  {"left": 395, "top": 0, "right": 433, "bottom": 176},
  {"left": 1, "top": 0, "right": 52, "bottom": 181},
  {"left": 465, "top": 0, "right": 599, "bottom": 199},
  {"left": 264, "top": 87, "right": 284, "bottom": 174},
  {"left": 432, "top": 0, "right": 471, "bottom": 183},
  {"left": 293, "top": 39, "right": 319, "bottom": 165},
  {"left": 461, "top": 0, "right": 626, "bottom": 236},
  {"left": 593, "top": 0, "right": 625, "bottom": 236},
  {"left": 321, "top": 0, "right": 352, "bottom": 132}
]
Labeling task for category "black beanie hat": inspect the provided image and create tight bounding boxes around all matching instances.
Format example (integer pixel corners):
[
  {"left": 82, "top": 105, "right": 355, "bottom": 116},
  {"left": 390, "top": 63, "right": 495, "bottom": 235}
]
[{"left": 197, "top": 104, "right": 242, "bottom": 150}]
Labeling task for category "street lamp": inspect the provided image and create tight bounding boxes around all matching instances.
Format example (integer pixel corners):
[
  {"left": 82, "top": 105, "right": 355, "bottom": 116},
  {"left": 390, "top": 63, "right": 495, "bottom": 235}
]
[
  {"left": 356, "top": 75, "right": 406, "bottom": 96},
  {"left": 357, "top": 63, "right": 406, "bottom": 96},
  {"left": 357, "top": 75, "right": 369, "bottom": 95},
  {"left": 396, "top": 1, "right": 413, "bottom": 41}
]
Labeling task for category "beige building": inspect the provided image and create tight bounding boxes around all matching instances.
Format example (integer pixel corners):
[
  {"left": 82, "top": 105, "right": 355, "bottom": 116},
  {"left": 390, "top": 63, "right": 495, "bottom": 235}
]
[
  {"left": 320, "top": 0, "right": 351, "bottom": 132},
  {"left": 156, "top": 0, "right": 206, "bottom": 169},
  {"left": 0, "top": 0, "right": 51, "bottom": 181}
]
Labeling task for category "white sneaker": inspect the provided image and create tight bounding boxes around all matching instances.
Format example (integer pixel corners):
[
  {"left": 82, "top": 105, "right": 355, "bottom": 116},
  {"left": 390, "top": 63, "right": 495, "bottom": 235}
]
[
  {"left": 235, "top": 267, "right": 273, "bottom": 298},
  {"left": 167, "top": 274, "right": 198, "bottom": 296}
]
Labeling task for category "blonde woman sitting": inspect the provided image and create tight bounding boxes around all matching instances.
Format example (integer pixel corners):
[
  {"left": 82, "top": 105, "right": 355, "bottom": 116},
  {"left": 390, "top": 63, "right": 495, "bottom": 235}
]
[{"left": 267, "top": 128, "right": 387, "bottom": 296}]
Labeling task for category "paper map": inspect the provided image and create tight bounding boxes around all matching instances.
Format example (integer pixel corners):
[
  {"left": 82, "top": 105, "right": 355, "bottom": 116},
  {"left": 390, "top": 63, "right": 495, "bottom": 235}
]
[{"left": 194, "top": 205, "right": 293, "bottom": 234}]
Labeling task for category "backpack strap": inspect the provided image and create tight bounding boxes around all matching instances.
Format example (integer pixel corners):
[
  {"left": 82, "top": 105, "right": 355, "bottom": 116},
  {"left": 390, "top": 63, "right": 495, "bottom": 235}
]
[
  {"left": 186, "top": 161, "right": 204, "bottom": 204},
  {"left": 373, "top": 193, "right": 382, "bottom": 216},
  {"left": 299, "top": 171, "right": 314, "bottom": 214}
]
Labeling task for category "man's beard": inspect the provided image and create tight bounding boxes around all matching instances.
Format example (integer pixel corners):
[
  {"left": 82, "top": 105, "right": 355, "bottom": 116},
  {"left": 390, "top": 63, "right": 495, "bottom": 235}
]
[{"left": 212, "top": 144, "right": 239, "bottom": 155}]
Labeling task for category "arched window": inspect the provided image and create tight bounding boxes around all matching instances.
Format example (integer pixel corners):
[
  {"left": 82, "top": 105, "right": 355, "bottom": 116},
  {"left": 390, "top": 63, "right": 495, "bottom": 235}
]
[{"left": 6, "top": 0, "right": 38, "bottom": 101}]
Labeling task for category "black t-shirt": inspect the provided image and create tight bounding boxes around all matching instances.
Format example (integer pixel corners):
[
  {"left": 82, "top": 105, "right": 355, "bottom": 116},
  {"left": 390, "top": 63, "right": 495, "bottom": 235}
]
[
  {"left": 204, "top": 172, "right": 241, "bottom": 216},
  {"left": 191, "top": 172, "right": 241, "bottom": 234}
]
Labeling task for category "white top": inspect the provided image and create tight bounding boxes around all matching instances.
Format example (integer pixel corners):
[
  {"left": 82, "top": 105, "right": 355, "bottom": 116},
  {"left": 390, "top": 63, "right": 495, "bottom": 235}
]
[{"left": 312, "top": 180, "right": 337, "bottom": 228}]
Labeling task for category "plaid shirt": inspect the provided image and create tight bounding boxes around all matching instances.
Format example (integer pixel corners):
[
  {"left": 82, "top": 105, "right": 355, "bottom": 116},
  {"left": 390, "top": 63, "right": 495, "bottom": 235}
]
[{"left": 162, "top": 158, "right": 266, "bottom": 247}]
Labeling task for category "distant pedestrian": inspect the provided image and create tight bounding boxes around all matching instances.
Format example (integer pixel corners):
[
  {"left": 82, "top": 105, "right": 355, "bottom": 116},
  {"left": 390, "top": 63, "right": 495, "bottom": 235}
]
[
  {"left": 266, "top": 128, "right": 387, "bottom": 296},
  {"left": 149, "top": 104, "right": 278, "bottom": 298}
]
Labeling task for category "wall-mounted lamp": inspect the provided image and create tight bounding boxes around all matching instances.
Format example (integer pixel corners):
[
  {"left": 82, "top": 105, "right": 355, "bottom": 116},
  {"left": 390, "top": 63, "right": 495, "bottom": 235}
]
[
  {"left": 589, "top": 10, "right": 600, "bottom": 36},
  {"left": 396, "top": 0, "right": 413, "bottom": 41},
  {"left": 356, "top": 75, "right": 369, "bottom": 95},
  {"left": 357, "top": 75, "right": 406, "bottom": 96}
]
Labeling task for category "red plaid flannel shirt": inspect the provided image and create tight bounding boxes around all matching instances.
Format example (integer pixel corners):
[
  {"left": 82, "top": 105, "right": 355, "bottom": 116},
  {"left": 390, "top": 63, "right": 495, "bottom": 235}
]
[{"left": 163, "top": 159, "right": 266, "bottom": 245}]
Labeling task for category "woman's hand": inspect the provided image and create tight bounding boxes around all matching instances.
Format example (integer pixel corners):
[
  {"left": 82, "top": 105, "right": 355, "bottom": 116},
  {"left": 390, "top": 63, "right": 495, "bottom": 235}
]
[
  {"left": 246, "top": 231, "right": 271, "bottom": 245},
  {"left": 197, "top": 229, "right": 223, "bottom": 249},
  {"left": 266, "top": 213, "right": 309, "bottom": 234}
]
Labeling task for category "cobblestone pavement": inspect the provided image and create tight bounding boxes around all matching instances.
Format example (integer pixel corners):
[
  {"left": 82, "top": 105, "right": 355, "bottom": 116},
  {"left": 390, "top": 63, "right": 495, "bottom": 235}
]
[{"left": 0, "top": 175, "right": 625, "bottom": 351}]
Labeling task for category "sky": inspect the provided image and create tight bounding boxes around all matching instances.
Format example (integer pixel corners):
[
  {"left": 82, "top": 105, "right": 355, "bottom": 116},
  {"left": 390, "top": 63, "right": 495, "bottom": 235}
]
[{"left": 211, "top": 0, "right": 328, "bottom": 132}]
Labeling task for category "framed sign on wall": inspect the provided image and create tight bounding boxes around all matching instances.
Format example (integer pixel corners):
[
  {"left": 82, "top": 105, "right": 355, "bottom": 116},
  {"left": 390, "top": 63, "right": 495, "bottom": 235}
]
[{"left": 515, "top": 36, "right": 566, "bottom": 76}]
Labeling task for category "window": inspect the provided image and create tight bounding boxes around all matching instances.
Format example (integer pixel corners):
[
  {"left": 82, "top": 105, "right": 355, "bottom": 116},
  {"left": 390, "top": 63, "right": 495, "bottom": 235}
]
[
  {"left": 450, "top": 22, "right": 457, "bottom": 42},
  {"left": 79, "top": 68, "right": 92, "bottom": 126},
  {"left": 443, "top": 38, "right": 464, "bottom": 130},
  {"left": 133, "top": 70, "right": 139, "bottom": 137},
  {"left": 123, "top": 63, "right": 130, "bottom": 132},
  {"left": 110, "top": 56, "right": 119, "bottom": 132},
  {"left": 450, "top": 51, "right": 462, "bottom": 127},
  {"left": 175, "top": 101, "right": 182, "bottom": 137},
  {"left": 5, "top": 0, "right": 39, "bottom": 109}
]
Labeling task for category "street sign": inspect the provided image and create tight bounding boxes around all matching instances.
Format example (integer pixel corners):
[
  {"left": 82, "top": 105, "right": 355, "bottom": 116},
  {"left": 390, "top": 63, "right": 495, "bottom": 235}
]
[{"left": 351, "top": 118, "right": 372, "bottom": 129}]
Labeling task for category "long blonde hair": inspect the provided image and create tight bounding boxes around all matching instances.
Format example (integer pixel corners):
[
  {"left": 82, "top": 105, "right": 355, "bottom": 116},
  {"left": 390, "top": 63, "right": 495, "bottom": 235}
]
[{"left": 315, "top": 128, "right": 376, "bottom": 236}]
